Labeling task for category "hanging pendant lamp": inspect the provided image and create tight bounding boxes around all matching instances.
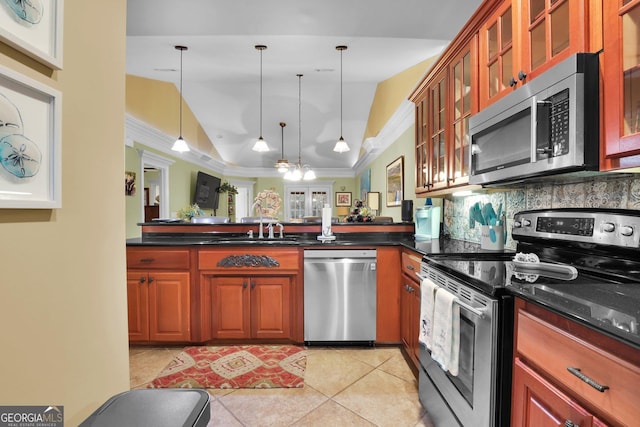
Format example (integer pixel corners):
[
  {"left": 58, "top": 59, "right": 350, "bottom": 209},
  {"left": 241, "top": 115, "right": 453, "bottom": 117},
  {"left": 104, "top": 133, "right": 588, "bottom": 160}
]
[
  {"left": 285, "top": 74, "right": 315, "bottom": 181},
  {"left": 275, "top": 122, "right": 291, "bottom": 173},
  {"left": 252, "top": 45, "right": 269, "bottom": 152},
  {"left": 333, "top": 45, "right": 350, "bottom": 153},
  {"left": 171, "top": 45, "right": 190, "bottom": 152}
]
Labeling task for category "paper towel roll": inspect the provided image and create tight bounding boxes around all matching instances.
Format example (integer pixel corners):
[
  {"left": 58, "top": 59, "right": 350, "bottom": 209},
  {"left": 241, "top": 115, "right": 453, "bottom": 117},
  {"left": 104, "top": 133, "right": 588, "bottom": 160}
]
[{"left": 322, "top": 204, "right": 332, "bottom": 236}]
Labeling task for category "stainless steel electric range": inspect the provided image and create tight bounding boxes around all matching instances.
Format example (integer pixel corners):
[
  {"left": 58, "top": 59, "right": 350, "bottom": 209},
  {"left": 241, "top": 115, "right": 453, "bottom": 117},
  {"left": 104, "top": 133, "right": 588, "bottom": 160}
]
[{"left": 418, "top": 208, "right": 640, "bottom": 427}]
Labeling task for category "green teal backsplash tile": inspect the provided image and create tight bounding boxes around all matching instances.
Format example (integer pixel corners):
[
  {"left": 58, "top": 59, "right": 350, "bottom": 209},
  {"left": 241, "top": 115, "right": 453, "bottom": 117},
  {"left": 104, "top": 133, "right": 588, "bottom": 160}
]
[{"left": 443, "top": 174, "right": 640, "bottom": 249}]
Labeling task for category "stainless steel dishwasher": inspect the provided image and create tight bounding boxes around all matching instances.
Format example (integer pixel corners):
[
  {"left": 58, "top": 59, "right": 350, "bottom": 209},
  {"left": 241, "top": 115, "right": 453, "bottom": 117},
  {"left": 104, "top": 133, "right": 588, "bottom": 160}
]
[{"left": 304, "top": 249, "right": 377, "bottom": 344}]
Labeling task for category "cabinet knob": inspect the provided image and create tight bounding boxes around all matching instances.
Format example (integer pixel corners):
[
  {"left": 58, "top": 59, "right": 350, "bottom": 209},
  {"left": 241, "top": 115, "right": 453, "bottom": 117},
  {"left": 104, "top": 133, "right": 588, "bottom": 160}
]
[
  {"left": 518, "top": 70, "right": 527, "bottom": 81},
  {"left": 243, "top": 281, "right": 248, "bottom": 289},
  {"left": 148, "top": 276, "right": 154, "bottom": 284},
  {"left": 251, "top": 280, "right": 256, "bottom": 290},
  {"left": 139, "top": 277, "right": 146, "bottom": 284},
  {"left": 407, "top": 265, "right": 415, "bottom": 271},
  {"left": 509, "top": 77, "right": 517, "bottom": 87},
  {"left": 563, "top": 420, "right": 577, "bottom": 427}
]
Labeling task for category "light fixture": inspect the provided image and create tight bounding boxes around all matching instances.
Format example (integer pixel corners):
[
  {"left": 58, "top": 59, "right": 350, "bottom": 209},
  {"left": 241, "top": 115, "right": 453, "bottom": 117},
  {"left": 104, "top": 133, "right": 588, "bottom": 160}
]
[
  {"left": 252, "top": 45, "right": 269, "bottom": 152},
  {"left": 171, "top": 45, "right": 190, "bottom": 152},
  {"left": 333, "top": 45, "right": 350, "bottom": 153},
  {"left": 275, "top": 122, "right": 291, "bottom": 173},
  {"left": 285, "top": 74, "right": 315, "bottom": 181}
]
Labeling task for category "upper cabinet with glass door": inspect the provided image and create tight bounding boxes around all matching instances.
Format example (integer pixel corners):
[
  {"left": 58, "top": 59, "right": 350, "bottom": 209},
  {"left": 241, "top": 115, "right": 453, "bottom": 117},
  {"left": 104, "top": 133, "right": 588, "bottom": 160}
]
[
  {"left": 479, "top": 0, "right": 588, "bottom": 109},
  {"left": 602, "top": 0, "right": 640, "bottom": 166}
]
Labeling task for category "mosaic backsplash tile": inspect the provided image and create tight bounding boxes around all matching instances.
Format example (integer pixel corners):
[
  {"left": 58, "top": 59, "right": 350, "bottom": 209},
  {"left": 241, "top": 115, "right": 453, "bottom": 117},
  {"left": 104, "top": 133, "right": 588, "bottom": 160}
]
[{"left": 443, "top": 174, "right": 640, "bottom": 249}]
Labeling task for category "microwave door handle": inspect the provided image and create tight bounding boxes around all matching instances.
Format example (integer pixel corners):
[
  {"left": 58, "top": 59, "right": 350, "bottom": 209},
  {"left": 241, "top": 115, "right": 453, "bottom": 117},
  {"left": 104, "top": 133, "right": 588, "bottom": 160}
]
[{"left": 531, "top": 96, "right": 538, "bottom": 163}]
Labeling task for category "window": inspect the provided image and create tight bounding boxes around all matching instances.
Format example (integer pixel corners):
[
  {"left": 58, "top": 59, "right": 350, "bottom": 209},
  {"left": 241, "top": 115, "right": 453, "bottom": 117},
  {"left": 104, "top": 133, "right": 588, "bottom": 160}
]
[{"left": 283, "top": 183, "right": 332, "bottom": 221}]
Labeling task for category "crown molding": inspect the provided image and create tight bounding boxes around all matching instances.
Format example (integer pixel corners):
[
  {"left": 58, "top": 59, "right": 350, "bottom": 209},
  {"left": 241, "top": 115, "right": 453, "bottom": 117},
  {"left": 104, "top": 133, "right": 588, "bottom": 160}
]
[{"left": 353, "top": 100, "right": 414, "bottom": 175}]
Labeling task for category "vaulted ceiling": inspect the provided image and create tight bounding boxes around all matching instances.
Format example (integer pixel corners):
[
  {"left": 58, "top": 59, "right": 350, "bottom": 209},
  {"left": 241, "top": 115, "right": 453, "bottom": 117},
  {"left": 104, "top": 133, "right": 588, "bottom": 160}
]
[{"left": 126, "top": 0, "right": 483, "bottom": 176}]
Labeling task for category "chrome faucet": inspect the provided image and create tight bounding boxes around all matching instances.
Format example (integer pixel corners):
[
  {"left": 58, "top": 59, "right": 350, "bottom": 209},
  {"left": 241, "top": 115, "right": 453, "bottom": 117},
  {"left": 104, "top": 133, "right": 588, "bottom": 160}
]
[
  {"left": 267, "top": 222, "right": 274, "bottom": 239},
  {"left": 276, "top": 223, "right": 284, "bottom": 239},
  {"left": 251, "top": 199, "right": 264, "bottom": 238}
]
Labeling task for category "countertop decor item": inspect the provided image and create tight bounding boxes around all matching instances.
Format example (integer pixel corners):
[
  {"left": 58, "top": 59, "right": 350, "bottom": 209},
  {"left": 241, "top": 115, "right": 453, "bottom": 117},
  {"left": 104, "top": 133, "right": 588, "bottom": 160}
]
[
  {"left": 149, "top": 345, "right": 306, "bottom": 389},
  {"left": 254, "top": 190, "right": 281, "bottom": 217},
  {"left": 177, "top": 203, "right": 204, "bottom": 221}
]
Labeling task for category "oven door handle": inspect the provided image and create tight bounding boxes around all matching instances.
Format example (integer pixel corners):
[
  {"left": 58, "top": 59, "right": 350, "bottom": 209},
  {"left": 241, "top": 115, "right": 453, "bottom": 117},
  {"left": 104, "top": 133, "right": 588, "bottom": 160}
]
[{"left": 416, "top": 273, "right": 486, "bottom": 318}]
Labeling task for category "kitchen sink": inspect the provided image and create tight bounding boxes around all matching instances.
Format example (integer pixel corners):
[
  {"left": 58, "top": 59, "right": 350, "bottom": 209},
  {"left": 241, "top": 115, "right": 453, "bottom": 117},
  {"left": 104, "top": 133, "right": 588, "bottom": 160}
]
[{"left": 203, "top": 236, "right": 300, "bottom": 245}]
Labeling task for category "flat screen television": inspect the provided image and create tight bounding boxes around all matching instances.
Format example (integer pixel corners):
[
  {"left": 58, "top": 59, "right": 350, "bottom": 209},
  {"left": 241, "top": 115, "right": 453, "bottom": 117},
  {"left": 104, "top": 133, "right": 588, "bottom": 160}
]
[{"left": 192, "top": 171, "right": 221, "bottom": 210}]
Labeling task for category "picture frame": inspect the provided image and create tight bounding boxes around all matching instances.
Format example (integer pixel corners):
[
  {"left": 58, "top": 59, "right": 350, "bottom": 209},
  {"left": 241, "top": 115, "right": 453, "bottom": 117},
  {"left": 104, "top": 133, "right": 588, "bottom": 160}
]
[
  {"left": 0, "top": 0, "right": 64, "bottom": 69},
  {"left": 0, "top": 64, "right": 62, "bottom": 208},
  {"left": 386, "top": 156, "right": 404, "bottom": 207},
  {"left": 335, "top": 191, "right": 352, "bottom": 207}
]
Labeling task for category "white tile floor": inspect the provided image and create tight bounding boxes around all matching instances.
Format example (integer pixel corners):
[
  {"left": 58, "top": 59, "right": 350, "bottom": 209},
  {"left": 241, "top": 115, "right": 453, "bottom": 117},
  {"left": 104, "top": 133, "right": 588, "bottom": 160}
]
[{"left": 130, "top": 346, "right": 434, "bottom": 427}]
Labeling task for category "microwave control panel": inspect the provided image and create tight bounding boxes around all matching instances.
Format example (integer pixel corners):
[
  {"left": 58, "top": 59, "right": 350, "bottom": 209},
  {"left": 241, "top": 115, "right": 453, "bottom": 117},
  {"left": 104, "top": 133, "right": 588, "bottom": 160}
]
[{"left": 536, "top": 88, "right": 570, "bottom": 159}]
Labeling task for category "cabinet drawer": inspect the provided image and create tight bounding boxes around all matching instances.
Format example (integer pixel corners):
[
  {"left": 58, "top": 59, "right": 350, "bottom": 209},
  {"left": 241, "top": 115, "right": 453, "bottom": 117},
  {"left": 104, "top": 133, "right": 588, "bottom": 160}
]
[
  {"left": 401, "top": 251, "right": 421, "bottom": 282},
  {"left": 517, "top": 310, "right": 640, "bottom": 426},
  {"left": 199, "top": 248, "right": 300, "bottom": 271},
  {"left": 127, "top": 248, "right": 190, "bottom": 269}
]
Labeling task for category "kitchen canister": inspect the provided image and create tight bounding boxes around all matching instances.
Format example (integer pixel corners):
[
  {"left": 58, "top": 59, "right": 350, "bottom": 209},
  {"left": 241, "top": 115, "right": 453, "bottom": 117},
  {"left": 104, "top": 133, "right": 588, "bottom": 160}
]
[{"left": 481, "top": 225, "right": 504, "bottom": 250}]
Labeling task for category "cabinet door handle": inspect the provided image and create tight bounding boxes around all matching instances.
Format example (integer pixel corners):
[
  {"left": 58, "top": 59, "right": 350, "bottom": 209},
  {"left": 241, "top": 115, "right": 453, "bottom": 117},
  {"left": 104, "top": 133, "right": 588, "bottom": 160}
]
[
  {"left": 148, "top": 276, "right": 154, "bottom": 284},
  {"left": 563, "top": 420, "right": 577, "bottom": 427},
  {"left": 518, "top": 70, "right": 527, "bottom": 81},
  {"left": 406, "top": 265, "right": 415, "bottom": 271},
  {"left": 509, "top": 76, "right": 517, "bottom": 87},
  {"left": 566, "top": 367, "right": 609, "bottom": 392},
  {"left": 251, "top": 280, "right": 256, "bottom": 290},
  {"left": 140, "top": 258, "right": 154, "bottom": 263},
  {"left": 139, "top": 277, "right": 146, "bottom": 284},
  {"left": 243, "top": 280, "right": 248, "bottom": 289}
]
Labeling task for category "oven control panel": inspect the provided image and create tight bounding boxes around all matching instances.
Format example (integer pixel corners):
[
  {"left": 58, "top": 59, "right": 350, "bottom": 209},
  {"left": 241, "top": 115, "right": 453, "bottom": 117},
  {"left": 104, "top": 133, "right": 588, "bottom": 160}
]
[{"left": 512, "top": 209, "right": 640, "bottom": 248}]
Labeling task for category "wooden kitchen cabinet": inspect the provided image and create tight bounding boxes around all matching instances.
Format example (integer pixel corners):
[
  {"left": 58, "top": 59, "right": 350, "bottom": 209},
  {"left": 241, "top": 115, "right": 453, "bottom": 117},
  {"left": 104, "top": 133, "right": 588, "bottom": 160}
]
[
  {"left": 412, "top": 38, "right": 477, "bottom": 195},
  {"left": 512, "top": 357, "right": 605, "bottom": 427},
  {"left": 478, "top": 0, "right": 588, "bottom": 109},
  {"left": 376, "top": 246, "right": 402, "bottom": 343},
  {"left": 126, "top": 248, "right": 192, "bottom": 342},
  {"left": 602, "top": 0, "right": 640, "bottom": 164},
  {"left": 207, "top": 275, "right": 291, "bottom": 340},
  {"left": 512, "top": 299, "right": 640, "bottom": 426},
  {"left": 198, "top": 248, "right": 300, "bottom": 342},
  {"left": 400, "top": 251, "right": 422, "bottom": 370}
]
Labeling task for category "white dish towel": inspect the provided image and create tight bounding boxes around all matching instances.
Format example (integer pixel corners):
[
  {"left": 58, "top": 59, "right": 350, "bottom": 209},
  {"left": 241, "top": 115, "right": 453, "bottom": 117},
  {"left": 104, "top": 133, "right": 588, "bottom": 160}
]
[
  {"left": 418, "top": 276, "right": 439, "bottom": 350},
  {"left": 431, "top": 287, "right": 461, "bottom": 376}
]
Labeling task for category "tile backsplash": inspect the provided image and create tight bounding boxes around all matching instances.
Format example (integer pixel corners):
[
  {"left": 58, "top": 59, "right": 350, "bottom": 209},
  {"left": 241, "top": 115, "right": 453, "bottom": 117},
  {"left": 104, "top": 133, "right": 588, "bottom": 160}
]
[{"left": 443, "top": 174, "right": 640, "bottom": 250}]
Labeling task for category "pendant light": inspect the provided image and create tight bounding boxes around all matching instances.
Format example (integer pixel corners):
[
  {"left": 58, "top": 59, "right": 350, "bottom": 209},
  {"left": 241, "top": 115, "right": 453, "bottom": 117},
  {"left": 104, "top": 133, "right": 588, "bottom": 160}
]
[
  {"left": 252, "top": 45, "right": 269, "bottom": 152},
  {"left": 285, "top": 74, "right": 315, "bottom": 181},
  {"left": 333, "top": 45, "right": 350, "bottom": 153},
  {"left": 275, "top": 122, "right": 291, "bottom": 173},
  {"left": 171, "top": 45, "right": 190, "bottom": 152}
]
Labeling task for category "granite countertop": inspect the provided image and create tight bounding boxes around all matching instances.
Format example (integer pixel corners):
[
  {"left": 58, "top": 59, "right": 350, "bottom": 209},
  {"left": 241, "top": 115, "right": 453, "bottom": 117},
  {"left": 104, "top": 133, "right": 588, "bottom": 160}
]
[{"left": 126, "top": 234, "right": 640, "bottom": 350}]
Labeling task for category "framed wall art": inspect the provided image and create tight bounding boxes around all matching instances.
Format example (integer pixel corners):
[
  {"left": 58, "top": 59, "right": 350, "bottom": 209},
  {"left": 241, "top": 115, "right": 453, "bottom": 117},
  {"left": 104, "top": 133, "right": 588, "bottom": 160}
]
[
  {"left": 386, "top": 156, "right": 404, "bottom": 207},
  {"left": 0, "top": 64, "right": 62, "bottom": 208},
  {"left": 0, "top": 0, "right": 64, "bottom": 69},
  {"left": 335, "top": 191, "right": 352, "bottom": 207}
]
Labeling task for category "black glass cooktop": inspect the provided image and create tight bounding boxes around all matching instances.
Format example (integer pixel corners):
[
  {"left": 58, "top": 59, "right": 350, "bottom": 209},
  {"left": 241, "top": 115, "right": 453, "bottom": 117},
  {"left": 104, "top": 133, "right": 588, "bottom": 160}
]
[{"left": 423, "top": 252, "right": 640, "bottom": 349}]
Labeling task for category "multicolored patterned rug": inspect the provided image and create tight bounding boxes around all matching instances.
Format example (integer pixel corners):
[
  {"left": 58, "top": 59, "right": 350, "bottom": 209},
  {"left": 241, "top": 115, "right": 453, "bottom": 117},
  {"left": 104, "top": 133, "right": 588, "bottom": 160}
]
[{"left": 149, "top": 345, "right": 306, "bottom": 389}]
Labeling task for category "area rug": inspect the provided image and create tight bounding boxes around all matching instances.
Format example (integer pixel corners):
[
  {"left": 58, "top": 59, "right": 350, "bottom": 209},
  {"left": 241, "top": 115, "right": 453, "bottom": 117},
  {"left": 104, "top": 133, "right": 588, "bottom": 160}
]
[{"left": 148, "top": 345, "right": 306, "bottom": 389}]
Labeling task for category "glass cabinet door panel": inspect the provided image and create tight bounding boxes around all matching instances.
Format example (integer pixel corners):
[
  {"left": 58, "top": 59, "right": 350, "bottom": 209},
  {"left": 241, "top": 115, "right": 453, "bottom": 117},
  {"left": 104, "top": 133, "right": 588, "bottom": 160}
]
[
  {"left": 550, "top": 0, "right": 570, "bottom": 56},
  {"left": 430, "top": 76, "right": 447, "bottom": 186},
  {"left": 623, "top": 4, "right": 640, "bottom": 136}
]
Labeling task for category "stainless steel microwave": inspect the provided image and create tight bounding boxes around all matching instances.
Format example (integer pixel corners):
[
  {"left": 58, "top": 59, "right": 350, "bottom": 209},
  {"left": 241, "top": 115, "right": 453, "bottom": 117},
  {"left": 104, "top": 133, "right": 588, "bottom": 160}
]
[{"left": 469, "top": 53, "right": 600, "bottom": 186}]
